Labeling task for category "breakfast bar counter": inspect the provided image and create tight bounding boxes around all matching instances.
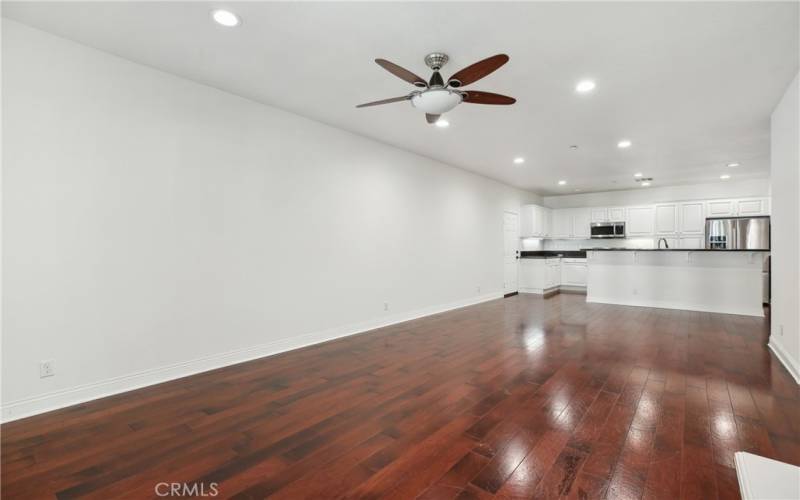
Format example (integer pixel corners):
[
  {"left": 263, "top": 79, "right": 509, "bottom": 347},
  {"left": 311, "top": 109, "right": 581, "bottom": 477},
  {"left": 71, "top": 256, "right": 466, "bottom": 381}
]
[{"left": 585, "top": 249, "right": 769, "bottom": 317}]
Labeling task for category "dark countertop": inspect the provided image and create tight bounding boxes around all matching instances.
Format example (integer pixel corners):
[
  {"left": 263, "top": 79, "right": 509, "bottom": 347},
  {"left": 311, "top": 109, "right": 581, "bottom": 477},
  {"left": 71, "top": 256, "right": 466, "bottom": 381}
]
[
  {"left": 520, "top": 250, "right": 587, "bottom": 259},
  {"left": 581, "top": 248, "right": 770, "bottom": 252}
]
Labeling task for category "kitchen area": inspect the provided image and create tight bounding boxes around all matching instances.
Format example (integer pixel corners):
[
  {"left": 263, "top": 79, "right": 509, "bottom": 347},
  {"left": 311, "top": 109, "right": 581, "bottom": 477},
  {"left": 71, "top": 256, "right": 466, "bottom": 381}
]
[{"left": 517, "top": 196, "right": 771, "bottom": 317}]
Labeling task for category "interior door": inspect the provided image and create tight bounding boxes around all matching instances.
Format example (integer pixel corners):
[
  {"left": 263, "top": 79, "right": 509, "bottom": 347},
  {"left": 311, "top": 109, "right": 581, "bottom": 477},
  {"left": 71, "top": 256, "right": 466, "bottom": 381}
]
[{"left": 503, "top": 211, "right": 519, "bottom": 295}]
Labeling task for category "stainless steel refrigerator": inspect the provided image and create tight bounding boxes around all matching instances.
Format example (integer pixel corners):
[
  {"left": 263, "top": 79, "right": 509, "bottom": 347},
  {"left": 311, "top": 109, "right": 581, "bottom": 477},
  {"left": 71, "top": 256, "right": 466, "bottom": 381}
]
[
  {"left": 705, "top": 216, "right": 770, "bottom": 250},
  {"left": 705, "top": 216, "right": 770, "bottom": 304}
]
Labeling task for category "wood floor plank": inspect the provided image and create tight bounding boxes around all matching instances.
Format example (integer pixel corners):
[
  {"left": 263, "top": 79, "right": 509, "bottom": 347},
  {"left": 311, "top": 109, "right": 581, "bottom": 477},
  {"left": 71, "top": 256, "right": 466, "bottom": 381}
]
[{"left": 1, "top": 295, "right": 793, "bottom": 499}]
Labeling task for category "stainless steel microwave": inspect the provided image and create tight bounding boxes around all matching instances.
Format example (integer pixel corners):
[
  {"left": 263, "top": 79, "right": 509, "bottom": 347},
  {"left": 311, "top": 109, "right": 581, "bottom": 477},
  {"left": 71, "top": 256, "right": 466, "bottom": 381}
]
[{"left": 590, "top": 221, "right": 626, "bottom": 239}]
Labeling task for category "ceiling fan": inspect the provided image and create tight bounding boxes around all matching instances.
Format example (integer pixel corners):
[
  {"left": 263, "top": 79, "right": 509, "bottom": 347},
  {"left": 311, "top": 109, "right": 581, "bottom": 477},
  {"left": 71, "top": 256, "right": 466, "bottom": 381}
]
[{"left": 356, "top": 53, "right": 516, "bottom": 124}]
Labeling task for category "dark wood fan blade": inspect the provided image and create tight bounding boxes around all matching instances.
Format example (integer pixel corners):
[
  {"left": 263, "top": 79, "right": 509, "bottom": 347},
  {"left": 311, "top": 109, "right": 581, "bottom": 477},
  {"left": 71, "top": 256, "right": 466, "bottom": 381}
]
[
  {"left": 447, "top": 54, "right": 509, "bottom": 87},
  {"left": 461, "top": 91, "right": 516, "bottom": 105},
  {"left": 375, "top": 59, "right": 428, "bottom": 88},
  {"left": 356, "top": 95, "right": 411, "bottom": 108},
  {"left": 426, "top": 114, "right": 441, "bottom": 124}
]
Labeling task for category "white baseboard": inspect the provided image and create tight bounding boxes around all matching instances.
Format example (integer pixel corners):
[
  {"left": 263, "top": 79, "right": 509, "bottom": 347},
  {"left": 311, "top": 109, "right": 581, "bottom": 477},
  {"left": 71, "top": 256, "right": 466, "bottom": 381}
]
[
  {"left": 1, "top": 291, "right": 503, "bottom": 423},
  {"left": 768, "top": 339, "right": 800, "bottom": 384},
  {"left": 586, "top": 295, "right": 764, "bottom": 317}
]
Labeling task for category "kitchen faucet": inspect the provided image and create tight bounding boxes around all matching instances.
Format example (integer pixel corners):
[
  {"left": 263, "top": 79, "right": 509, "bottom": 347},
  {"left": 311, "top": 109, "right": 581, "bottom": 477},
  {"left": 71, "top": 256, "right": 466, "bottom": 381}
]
[{"left": 657, "top": 237, "right": 669, "bottom": 249}]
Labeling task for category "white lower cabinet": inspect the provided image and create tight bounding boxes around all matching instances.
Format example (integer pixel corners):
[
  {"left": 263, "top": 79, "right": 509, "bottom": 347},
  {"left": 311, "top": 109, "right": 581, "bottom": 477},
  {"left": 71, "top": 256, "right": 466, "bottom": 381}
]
[
  {"left": 519, "top": 259, "right": 547, "bottom": 293},
  {"left": 520, "top": 258, "right": 586, "bottom": 293},
  {"left": 545, "top": 258, "right": 561, "bottom": 288},
  {"left": 560, "top": 259, "right": 587, "bottom": 287}
]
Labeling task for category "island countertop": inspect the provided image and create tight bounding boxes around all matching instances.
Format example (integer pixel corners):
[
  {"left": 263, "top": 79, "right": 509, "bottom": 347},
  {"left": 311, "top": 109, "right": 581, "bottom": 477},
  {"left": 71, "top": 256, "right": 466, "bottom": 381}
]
[{"left": 582, "top": 248, "right": 770, "bottom": 252}]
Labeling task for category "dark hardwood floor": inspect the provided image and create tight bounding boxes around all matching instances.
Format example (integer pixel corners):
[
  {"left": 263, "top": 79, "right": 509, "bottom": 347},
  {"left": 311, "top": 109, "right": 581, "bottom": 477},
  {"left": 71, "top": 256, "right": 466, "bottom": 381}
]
[{"left": 2, "top": 294, "right": 799, "bottom": 499}]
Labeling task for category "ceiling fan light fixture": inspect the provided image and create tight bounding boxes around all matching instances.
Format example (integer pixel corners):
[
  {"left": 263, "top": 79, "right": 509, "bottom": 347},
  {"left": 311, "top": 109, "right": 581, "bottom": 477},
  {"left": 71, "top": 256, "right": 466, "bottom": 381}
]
[
  {"left": 435, "top": 118, "right": 450, "bottom": 128},
  {"left": 411, "top": 90, "right": 463, "bottom": 114}
]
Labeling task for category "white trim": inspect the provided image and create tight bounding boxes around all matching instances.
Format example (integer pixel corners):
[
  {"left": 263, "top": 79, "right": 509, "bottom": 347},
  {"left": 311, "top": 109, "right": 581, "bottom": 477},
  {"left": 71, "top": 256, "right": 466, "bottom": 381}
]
[
  {"left": 735, "top": 451, "right": 800, "bottom": 500},
  {"left": 586, "top": 295, "right": 764, "bottom": 317},
  {"left": 768, "top": 340, "right": 800, "bottom": 384},
  {"left": 1, "top": 291, "right": 503, "bottom": 422}
]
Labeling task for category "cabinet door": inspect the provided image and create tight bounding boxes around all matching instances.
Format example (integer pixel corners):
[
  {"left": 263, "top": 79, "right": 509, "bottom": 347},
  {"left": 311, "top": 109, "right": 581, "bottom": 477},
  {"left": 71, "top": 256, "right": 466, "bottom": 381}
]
[
  {"left": 608, "top": 207, "right": 626, "bottom": 222},
  {"left": 707, "top": 200, "right": 735, "bottom": 217},
  {"left": 679, "top": 236, "right": 704, "bottom": 249},
  {"left": 561, "top": 262, "right": 587, "bottom": 286},
  {"left": 679, "top": 202, "right": 705, "bottom": 234},
  {"left": 530, "top": 206, "right": 542, "bottom": 236},
  {"left": 654, "top": 204, "right": 678, "bottom": 234},
  {"left": 541, "top": 207, "right": 552, "bottom": 237},
  {"left": 627, "top": 207, "right": 655, "bottom": 235},
  {"left": 590, "top": 208, "right": 608, "bottom": 222},
  {"left": 572, "top": 209, "right": 591, "bottom": 238},
  {"left": 545, "top": 261, "right": 560, "bottom": 288},
  {"left": 519, "top": 259, "right": 547, "bottom": 289},
  {"left": 737, "top": 199, "right": 768, "bottom": 216},
  {"left": 551, "top": 209, "right": 572, "bottom": 238},
  {"left": 520, "top": 205, "right": 535, "bottom": 237}
]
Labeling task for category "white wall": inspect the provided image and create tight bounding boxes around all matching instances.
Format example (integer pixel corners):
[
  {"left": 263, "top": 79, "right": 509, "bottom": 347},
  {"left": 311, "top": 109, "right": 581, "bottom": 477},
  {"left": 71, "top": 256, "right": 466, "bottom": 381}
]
[
  {"left": 769, "top": 71, "right": 800, "bottom": 383},
  {"left": 543, "top": 178, "right": 770, "bottom": 209},
  {"left": 0, "top": 20, "right": 540, "bottom": 420}
]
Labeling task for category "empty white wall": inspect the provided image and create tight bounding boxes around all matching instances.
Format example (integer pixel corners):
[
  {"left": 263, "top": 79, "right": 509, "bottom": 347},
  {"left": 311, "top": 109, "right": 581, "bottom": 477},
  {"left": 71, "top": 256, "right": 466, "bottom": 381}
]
[
  {"left": 543, "top": 178, "right": 770, "bottom": 209},
  {"left": 769, "top": 71, "right": 800, "bottom": 383},
  {"left": 1, "top": 20, "right": 539, "bottom": 420}
]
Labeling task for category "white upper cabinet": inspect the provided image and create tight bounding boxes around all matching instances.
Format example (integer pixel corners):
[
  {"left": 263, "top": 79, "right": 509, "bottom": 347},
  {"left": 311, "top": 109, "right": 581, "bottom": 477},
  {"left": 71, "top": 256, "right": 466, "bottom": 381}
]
[
  {"left": 551, "top": 209, "right": 573, "bottom": 238},
  {"left": 520, "top": 205, "right": 552, "bottom": 237},
  {"left": 627, "top": 206, "right": 656, "bottom": 236},
  {"left": 707, "top": 199, "right": 736, "bottom": 217},
  {"left": 519, "top": 197, "right": 767, "bottom": 241},
  {"left": 572, "top": 209, "right": 591, "bottom": 238},
  {"left": 679, "top": 202, "right": 705, "bottom": 234},
  {"left": 654, "top": 204, "right": 678, "bottom": 234},
  {"left": 590, "top": 208, "right": 608, "bottom": 222},
  {"left": 608, "top": 207, "right": 626, "bottom": 222},
  {"left": 540, "top": 206, "right": 552, "bottom": 236},
  {"left": 736, "top": 198, "right": 770, "bottom": 216},
  {"left": 520, "top": 205, "right": 534, "bottom": 237},
  {"left": 706, "top": 198, "right": 769, "bottom": 218}
]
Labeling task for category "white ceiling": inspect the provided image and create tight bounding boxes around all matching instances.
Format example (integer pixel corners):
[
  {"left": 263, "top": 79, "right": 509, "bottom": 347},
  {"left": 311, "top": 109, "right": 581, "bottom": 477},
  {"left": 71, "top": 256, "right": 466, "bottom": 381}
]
[{"left": 4, "top": 2, "right": 798, "bottom": 195}]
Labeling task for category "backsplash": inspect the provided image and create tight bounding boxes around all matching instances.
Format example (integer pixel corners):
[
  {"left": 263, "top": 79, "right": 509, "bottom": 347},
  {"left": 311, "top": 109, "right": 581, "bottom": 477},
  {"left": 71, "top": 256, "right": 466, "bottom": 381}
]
[{"left": 521, "top": 237, "right": 657, "bottom": 250}]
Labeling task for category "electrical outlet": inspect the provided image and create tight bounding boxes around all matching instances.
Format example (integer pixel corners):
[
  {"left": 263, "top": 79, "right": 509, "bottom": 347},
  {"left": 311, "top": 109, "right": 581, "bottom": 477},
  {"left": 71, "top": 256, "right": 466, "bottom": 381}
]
[
  {"left": 632, "top": 288, "right": 638, "bottom": 295},
  {"left": 39, "top": 360, "right": 55, "bottom": 378},
  {"left": 780, "top": 324, "right": 784, "bottom": 336},
  {"left": 477, "top": 285, "right": 481, "bottom": 294},
  {"left": 383, "top": 302, "right": 389, "bottom": 312}
]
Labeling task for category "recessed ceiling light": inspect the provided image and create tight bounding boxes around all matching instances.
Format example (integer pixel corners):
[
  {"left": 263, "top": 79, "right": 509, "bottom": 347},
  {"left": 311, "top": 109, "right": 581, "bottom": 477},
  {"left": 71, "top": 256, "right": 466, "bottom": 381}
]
[
  {"left": 513, "top": 157, "right": 525, "bottom": 164},
  {"left": 727, "top": 162, "right": 740, "bottom": 168},
  {"left": 633, "top": 172, "right": 643, "bottom": 178},
  {"left": 435, "top": 118, "right": 449, "bottom": 128},
  {"left": 617, "top": 140, "right": 632, "bottom": 149},
  {"left": 569, "top": 145, "right": 579, "bottom": 150},
  {"left": 212, "top": 9, "right": 240, "bottom": 27},
  {"left": 720, "top": 174, "right": 731, "bottom": 180},
  {"left": 575, "top": 80, "right": 596, "bottom": 93},
  {"left": 558, "top": 180, "right": 567, "bottom": 186},
  {"left": 641, "top": 181, "right": 651, "bottom": 187},
  {"left": 574, "top": 188, "right": 582, "bottom": 192}
]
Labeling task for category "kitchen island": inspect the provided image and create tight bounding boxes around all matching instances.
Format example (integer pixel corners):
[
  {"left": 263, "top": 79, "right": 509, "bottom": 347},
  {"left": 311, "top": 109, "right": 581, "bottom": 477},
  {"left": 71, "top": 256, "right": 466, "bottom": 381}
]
[{"left": 586, "top": 249, "right": 769, "bottom": 317}]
